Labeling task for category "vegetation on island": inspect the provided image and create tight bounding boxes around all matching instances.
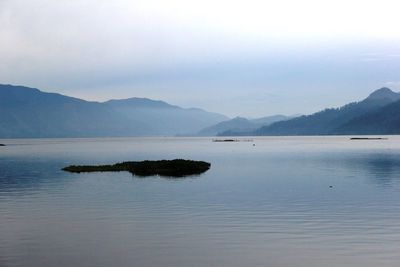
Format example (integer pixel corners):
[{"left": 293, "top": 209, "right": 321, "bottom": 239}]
[{"left": 62, "top": 159, "right": 211, "bottom": 177}]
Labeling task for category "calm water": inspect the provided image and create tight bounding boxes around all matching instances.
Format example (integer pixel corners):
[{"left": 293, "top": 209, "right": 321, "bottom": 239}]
[{"left": 1, "top": 136, "right": 400, "bottom": 267}]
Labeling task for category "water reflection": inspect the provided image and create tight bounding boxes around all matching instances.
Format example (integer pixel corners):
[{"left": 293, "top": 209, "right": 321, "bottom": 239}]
[
  {"left": 2, "top": 137, "right": 400, "bottom": 267},
  {"left": 319, "top": 152, "right": 400, "bottom": 187},
  {"left": 359, "top": 154, "right": 400, "bottom": 186}
]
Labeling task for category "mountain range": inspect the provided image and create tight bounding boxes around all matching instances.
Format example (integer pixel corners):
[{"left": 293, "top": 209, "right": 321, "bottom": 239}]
[
  {"left": 2, "top": 84, "right": 400, "bottom": 138},
  {"left": 197, "top": 115, "right": 295, "bottom": 136},
  {"left": 248, "top": 87, "right": 400, "bottom": 136},
  {"left": 0, "top": 84, "right": 228, "bottom": 138}
]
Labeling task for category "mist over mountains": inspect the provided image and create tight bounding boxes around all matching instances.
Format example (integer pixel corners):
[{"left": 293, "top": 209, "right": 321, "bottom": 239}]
[
  {"left": 0, "top": 84, "right": 227, "bottom": 138},
  {"left": 197, "top": 115, "right": 295, "bottom": 136},
  {"left": 2, "top": 84, "right": 400, "bottom": 138}
]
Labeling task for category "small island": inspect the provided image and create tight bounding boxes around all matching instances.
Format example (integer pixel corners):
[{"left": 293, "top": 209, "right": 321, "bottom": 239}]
[
  {"left": 62, "top": 159, "right": 211, "bottom": 177},
  {"left": 0, "top": 144, "right": 5, "bottom": 146},
  {"left": 350, "top": 137, "right": 388, "bottom": 140},
  {"left": 213, "top": 139, "right": 238, "bottom": 142}
]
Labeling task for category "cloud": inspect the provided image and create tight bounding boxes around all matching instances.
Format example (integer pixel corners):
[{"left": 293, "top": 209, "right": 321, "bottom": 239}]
[
  {"left": 1, "top": 0, "right": 400, "bottom": 116},
  {"left": 385, "top": 81, "right": 400, "bottom": 88}
]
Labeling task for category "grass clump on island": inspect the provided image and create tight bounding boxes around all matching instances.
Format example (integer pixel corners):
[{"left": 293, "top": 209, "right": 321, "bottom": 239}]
[{"left": 62, "top": 159, "right": 211, "bottom": 177}]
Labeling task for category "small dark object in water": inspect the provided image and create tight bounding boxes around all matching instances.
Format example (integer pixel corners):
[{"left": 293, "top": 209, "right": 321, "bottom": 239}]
[
  {"left": 213, "top": 139, "right": 238, "bottom": 142},
  {"left": 62, "top": 159, "right": 211, "bottom": 177},
  {"left": 213, "top": 138, "right": 253, "bottom": 142},
  {"left": 329, "top": 185, "right": 333, "bottom": 188},
  {"left": 0, "top": 144, "right": 5, "bottom": 146},
  {"left": 350, "top": 137, "right": 388, "bottom": 140}
]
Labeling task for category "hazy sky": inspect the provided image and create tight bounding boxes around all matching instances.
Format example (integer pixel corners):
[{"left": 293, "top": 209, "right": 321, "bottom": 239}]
[{"left": 1, "top": 0, "right": 400, "bottom": 117}]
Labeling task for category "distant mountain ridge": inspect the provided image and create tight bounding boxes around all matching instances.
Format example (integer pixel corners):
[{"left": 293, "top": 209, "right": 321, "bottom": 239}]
[
  {"left": 2, "top": 84, "right": 400, "bottom": 138},
  {"left": 335, "top": 99, "right": 400, "bottom": 134},
  {"left": 0, "top": 84, "right": 228, "bottom": 138},
  {"left": 197, "top": 115, "right": 294, "bottom": 136},
  {"left": 105, "top": 97, "right": 180, "bottom": 109},
  {"left": 252, "top": 87, "right": 400, "bottom": 136},
  {"left": 364, "top": 87, "right": 400, "bottom": 102}
]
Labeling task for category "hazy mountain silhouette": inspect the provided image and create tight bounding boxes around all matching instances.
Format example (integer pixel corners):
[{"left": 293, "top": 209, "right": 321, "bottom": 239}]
[
  {"left": 254, "top": 87, "right": 400, "bottom": 136},
  {"left": 3, "top": 85, "right": 400, "bottom": 138},
  {"left": 335, "top": 98, "right": 400, "bottom": 134},
  {"left": 104, "top": 97, "right": 228, "bottom": 135},
  {"left": 364, "top": 87, "right": 400, "bottom": 102},
  {"left": 0, "top": 84, "right": 228, "bottom": 138},
  {"left": 197, "top": 115, "right": 293, "bottom": 136}
]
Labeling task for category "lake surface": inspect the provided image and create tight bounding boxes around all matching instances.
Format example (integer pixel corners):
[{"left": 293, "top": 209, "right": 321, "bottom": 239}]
[{"left": 1, "top": 136, "right": 400, "bottom": 267}]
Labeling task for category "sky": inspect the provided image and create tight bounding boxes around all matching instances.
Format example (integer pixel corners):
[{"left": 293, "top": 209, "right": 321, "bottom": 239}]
[{"left": 1, "top": 0, "right": 400, "bottom": 117}]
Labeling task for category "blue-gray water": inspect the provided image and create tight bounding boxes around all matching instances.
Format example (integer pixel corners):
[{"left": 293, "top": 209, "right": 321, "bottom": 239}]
[{"left": 1, "top": 136, "right": 400, "bottom": 267}]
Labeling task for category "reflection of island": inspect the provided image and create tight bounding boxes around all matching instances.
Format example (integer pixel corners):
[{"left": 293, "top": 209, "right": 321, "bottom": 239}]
[{"left": 63, "top": 159, "right": 211, "bottom": 177}]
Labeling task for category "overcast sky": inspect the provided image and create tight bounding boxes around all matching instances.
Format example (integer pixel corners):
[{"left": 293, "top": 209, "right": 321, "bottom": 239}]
[{"left": 1, "top": 0, "right": 400, "bottom": 117}]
